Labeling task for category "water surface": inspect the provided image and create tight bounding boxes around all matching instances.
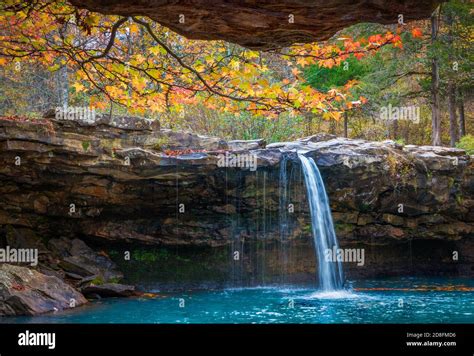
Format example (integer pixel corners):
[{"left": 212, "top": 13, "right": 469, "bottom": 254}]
[{"left": 3, "top": 277, "right": 473, "bottom": 324}]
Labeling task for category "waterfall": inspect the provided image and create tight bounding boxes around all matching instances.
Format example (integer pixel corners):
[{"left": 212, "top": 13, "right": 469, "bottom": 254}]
[
  {"left": 299, "top": 154, "right": 344, "bottom": 291},
  {"left": 279, "top": 155, "right": 289, "bottom": 241},
  {"left": 279, "top": 155, "right": 290, "bottom": 282}
]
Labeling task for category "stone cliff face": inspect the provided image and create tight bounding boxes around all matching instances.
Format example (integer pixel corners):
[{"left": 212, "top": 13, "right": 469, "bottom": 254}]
[
  {"left": 70, "top": 0, "right": 441, "bottom": 49},
  {"left": 1, "top": 115, "right": 472, "bottom": 241},
  {"left": 0, "top": 115, "right": 472, "bottom": 291}
]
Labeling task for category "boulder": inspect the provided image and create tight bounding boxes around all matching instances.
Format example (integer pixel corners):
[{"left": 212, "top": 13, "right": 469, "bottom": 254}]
[
  {"left": 81, "top": 283, "right": 137, "bottom": 298},
  {"left": 49, "top": 238, "right": 123, "bottom": 282},
  {"left": 0, "top": 264, "right": 87, "bottom": 316}
]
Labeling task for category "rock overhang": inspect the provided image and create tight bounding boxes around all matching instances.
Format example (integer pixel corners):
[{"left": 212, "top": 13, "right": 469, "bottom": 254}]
[{"left": 70, "top": 0, "right": 442, "bottom": 49}]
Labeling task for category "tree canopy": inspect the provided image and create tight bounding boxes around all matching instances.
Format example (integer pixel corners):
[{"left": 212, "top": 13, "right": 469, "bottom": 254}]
[{"left": 0, "top": 0, "right": 471, "bottom": 148}]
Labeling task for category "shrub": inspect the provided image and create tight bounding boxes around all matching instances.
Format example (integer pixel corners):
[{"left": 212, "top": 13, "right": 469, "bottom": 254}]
[{"left": 456, "top": 135, "right": 474, "bottom": 155}]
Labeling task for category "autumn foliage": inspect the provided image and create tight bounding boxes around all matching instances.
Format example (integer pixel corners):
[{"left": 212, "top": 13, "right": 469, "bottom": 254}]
[{"left": 0, "top": 0, "right": 422, "bottom": 121}]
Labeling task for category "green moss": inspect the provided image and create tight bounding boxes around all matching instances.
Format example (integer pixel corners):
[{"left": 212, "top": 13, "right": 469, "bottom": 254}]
[
  {"left": 426, "top": 170, "right": 433, "bottom": 180},
  {"left": 400, "top": 164, "right": 412, "bottom": 178},
  {"left": 385, "top": 154, "right": 398, "bottom": 176},
  {"left": 359, "top": 202, "right": 372, "bottom": 213},
  {"left": 91, "top": 275, "right": 121, "bottom": 285},
  {"left": 132, "top": 249, "right": 163, "bottom": 263},
  {"left": 334, "top": 222, "right": 354, "bottom": 233},
  {"left": 386, "top": 153, "right": 414, "bottom": 187},
  {"left": 302, "top": 224, "right": 312, "bottom": 234},
  {"left": 108, "top": 250, "right": 119, "bottom": 258},
  {"left": 99, "top": 138, "right": 122, "bottom": 152},
  {"left": 448, "top": 177, "right": 456, "bottom": 188},
  {"left": 91, "top": 275, "right": 105, "bottom": 285},
  {"left": 107, "top": 277, "right": 122, "bottom": 284},
  {"left": 82, "top": 140, "right": 90, "bottom": 152},
  {"left": 109, "top": 246, "right": 230, "bottom": 286},
  {"left": 151, "top": 136, "right": 170, "bottom": 151}
]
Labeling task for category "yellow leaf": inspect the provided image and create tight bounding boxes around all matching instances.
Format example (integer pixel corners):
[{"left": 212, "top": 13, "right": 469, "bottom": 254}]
[
  {"left": 331, "top": 111, "right": 342, "bottom": 121},
  {"left": 322, "top": 112, "right": 332, "bottom": 120},
  {"left": 72, "top": 82, "right": 85, "bottom": 92},
  {"left": 296, "top": 57, "right": 309, "bottom": 67},
  {"left": 129, "top": 23, "right": 140, "bottom": 35}
]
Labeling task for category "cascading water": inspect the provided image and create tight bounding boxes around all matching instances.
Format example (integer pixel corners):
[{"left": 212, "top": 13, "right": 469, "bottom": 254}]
[
  {"left": 279, "top": 155, "right": 290, "bottom": 282},
  {"left": 299, "top": 154, "right": 344, "bottom": 291},
  {"left": 279, "top": 155, "right": 289, "bottom": 241}
]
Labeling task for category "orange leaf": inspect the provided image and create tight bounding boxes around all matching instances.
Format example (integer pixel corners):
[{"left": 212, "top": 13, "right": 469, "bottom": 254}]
[{"left": 411, "top": 28, "right": 423, "bottom": 38}]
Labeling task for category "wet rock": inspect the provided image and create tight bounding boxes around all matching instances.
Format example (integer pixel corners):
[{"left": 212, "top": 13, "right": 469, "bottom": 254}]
[
  {"left": 81, "top": 283, "right": 136, "bottom": 298},
  {"left": 0, "top": 264, "right": 87, "bottom": 316}
]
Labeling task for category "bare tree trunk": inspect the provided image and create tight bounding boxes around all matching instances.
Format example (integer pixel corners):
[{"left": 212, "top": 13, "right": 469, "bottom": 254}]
[
  {"left": 458, "top": 90, "right": 466, "bottom": 137},
  {"left": 343, "top": 111, "right": 348, "bottom": 138},
  {"left": 448, "top": 83, "right": 458, "bottom": 147},
  {"left": 329, "top": 118, "right": 336, "bottom": 135},
  {"left": 108, "top": 102, "right": 114, "bottom": 119},
  {"left": 446, "top": 10, "right": 458, "bottom": 147},
  {"left": 304, "top": 111, "right": 313, "bottom": 136},
  {"left": 404, "top": 121, "right": 410, "bottom": 144},
  {"left": 431, "top": 9, "right": 442, "bottom": 146},
  {"left": 392, "top": 119, "right": 398, "bottom": 140},
  {"left": 58, "top": 64, "right": 69, "bottom": 108}
]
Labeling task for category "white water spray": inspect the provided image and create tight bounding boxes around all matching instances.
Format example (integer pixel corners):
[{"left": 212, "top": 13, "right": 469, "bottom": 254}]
[{"left": 299, "top": 154, "right": 344, "bottom": 291}]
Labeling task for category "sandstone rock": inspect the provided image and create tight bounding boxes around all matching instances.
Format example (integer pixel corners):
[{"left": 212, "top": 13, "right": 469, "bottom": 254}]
[
  {"left": 299, "top": 133, "right": 337, "bottom": 143},
  {"left": 81, "top": 283, "right": 136, "bottom": 298},
  {"left": 45, "top": 110, "right": 160, "bottom": 131},
  {"left": 5, "top": 226, "right": 46, "bottom": 251},
  {"left": 0, "top": 115, "right": 472, "bottom": 279},
  {"left": 160, "top": 129, "right": 228, "bottom": 151},
  {"left": 357, "top": 214, "right": 375, "bottom": 226},
  {"left": 0, "top": 264, "right": 87, "bottom": 316},
  {"left": 228, "top": 139, "right": 266, "bottom": 151},
  {"left": 382, "top": 214, "right": 405, "bottom": 227},
  {"left": 48, "top": 238, "right": 123, "bottom": 282},
  {"left": 70, "top": 0, "right": 440, "bottom": 49},
  {"left": 332, "top": 212, "right": 359, "bottom": 224}
]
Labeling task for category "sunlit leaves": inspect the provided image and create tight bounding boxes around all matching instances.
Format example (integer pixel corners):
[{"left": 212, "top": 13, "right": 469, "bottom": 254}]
[{"left": 0, "top": 0, "right": 413, "bottom": 120}]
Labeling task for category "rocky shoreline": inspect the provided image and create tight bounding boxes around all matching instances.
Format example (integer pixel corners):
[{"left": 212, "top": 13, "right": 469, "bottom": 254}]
[{"left": 0, "top": 114, "right": 472, "bottom": 316}]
